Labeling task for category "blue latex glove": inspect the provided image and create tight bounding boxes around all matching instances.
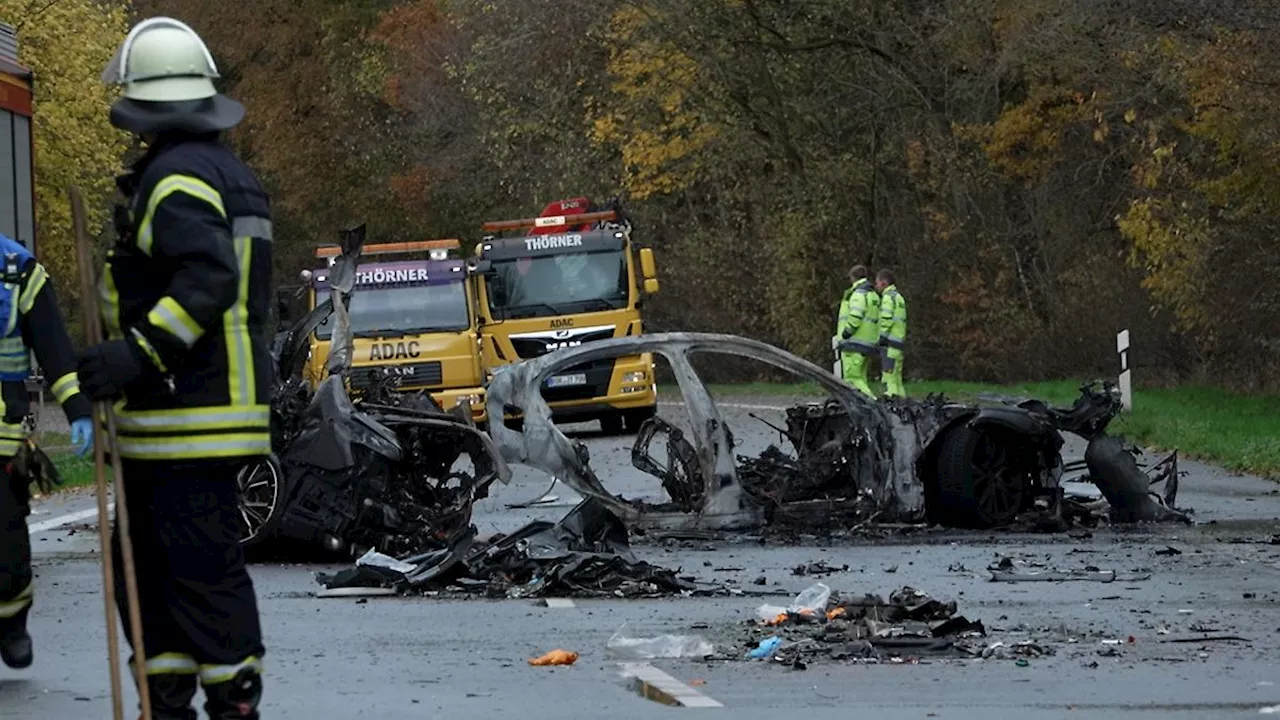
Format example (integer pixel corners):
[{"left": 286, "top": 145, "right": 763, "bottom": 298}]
[{"left": 70, "top": 417, "right": 93, "bottom": 457}]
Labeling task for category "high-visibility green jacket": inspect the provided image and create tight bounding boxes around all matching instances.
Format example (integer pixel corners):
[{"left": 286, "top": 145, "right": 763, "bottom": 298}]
[
  {"left": 878, "top": 284, "right": 907, "bottom": 349},
  {"left": 102, "top": 135, "right": 274, "bottom": 462},
  {"left": 837, "top": 278, "right": 880, "bottom": 353}
]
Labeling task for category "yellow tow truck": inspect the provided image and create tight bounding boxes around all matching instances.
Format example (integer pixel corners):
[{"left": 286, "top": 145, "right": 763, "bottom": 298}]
[
  {"left": 302, "top": 238, "right": 488, "bottom": 423},
  {"left": 469, "top": 197, "right": 660, "bottom": 434}
]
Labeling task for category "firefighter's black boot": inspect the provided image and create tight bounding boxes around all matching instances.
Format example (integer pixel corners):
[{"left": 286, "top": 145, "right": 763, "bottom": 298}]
[
  {"left": 0, "top": 607, "right": 33, "bottom": 669},
  {"left": 146, "top": 674, "right": 200, "bottom": 720},
  {"left": 202, "top": 668, "right": 261, "bottom": 720}
]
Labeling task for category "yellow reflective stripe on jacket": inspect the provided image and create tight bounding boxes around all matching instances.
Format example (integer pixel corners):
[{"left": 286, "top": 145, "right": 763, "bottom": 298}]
[
  {"left": 137, "top": 174, "right": 227, "bottom": 256},
  {"left": 141, "top": 653, "right": 199, "bottom": 676},
  {"left": 100, "top": 256, "right": 123, "bottom": 340},
  {"left": 0, "top": 581, "right": 33, "bottom": 618},
  {"left": 114, "top": 404, "right": 271, "bottom": 461},
  {"left": 116, "top": 433, "right": 271, "bottom": 460},
  {"left": 224, "top": 236, "right": 253, "bottom": 406},
  {"left": 0, "top": 421, "right": 27, "bottom": 454},
  {"left": 51, "top": 372, "right": 80, "bottom": 404},
  {"left": 129, "top": 328, "right": 169, "bottom": 373},
  {"left": 148, "top": 296, "right": 204, "bottom": 347},
  {"left": 114, "top": 405, "right": 270, "bottom": 433},
  {"left": 17, "top": 262, "right": 46, "bottom": 313},
  {"left": 199, "top": 656, "right": 263, "bottom": 685},
  {"left": 0, "top": 336, "right": 28, "bottom": 374}
]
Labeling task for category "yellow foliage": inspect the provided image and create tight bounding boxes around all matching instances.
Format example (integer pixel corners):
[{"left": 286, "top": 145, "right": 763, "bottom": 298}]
[
  {"left": 1116, "top": 198, "right": 1212, "bottom": 335},
  {"left": 959, "top": 85, "right": 1094, "bottom": 183},
  {"left": 589, "top": 5, "right": 719, "bottom": 199},
  {"left": 2, "top": 1, "right": 129, "bottom": 311}
]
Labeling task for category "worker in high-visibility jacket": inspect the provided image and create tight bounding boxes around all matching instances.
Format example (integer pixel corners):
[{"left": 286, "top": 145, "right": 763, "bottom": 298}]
[
  {"left": 0, "top": 233, "right": 94, "bottom": 670},
  {"left": 77, "top": 17, "right": 271, "bottom": 720},
  {"left": 834, "top": 265, "right": 880, "bottom": 398},
  {"left": 876, "top": 268, "right": 907, "bottom": 397}
]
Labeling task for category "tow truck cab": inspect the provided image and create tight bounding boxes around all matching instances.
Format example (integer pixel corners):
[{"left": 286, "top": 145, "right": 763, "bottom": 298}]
[
  {"left": 470, "top": 198, "right": 660, "bottom": 434},
  {"left": 302, "top": 239, "right": 487, "bottom": 423}
]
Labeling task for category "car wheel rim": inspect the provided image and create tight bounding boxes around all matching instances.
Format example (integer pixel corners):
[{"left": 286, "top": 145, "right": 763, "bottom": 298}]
[
  {"left": 972, "top": 433, "right": 1023, "bottom": 522},
  {"left": 238, "top": 459, "right": 280, "bottom": 543}
]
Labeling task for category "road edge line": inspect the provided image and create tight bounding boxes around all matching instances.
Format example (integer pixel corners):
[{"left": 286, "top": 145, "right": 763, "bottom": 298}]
[
  {"left": 657, "top": 400, "right": 787, "bottom": 412},
  {"left": 29, "top": 505, "right": 111, "bottom": 534},
  {"left": 617, "top": 662, "right": 723, "bottom": 708}
]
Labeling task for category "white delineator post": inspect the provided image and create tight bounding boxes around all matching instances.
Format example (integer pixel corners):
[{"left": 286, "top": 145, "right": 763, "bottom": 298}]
[{"left": 1116, "top": 329, "right": 1133, "bottom": 412}]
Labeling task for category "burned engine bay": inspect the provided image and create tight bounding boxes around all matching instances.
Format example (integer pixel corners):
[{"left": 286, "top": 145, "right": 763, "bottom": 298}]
[
  {"left": 485, "top": 333, "right": 1189, "bottom": 536},
  {"left": 240, "top": 225, "right": 511, "bottom": 558}
]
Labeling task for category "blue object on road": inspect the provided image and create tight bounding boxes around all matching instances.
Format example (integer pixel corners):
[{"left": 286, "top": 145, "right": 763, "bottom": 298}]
[
  {"left": 70, "top": 417, "right": 93, "bottom": 457},
  {"left": 748, "top": 636, "right": 781, "bottom": 659}
]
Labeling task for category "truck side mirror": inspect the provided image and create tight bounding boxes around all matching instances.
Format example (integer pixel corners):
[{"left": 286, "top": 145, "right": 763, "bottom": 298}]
[
  {"left": 639, "top": 248, "right": 657, "bottom": 280},
  {"left": 639, "top": 248, "right": 659, "bottom": 294}
]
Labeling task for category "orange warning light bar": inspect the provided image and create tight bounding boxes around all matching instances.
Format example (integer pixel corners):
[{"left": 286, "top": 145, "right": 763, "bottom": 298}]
[
  {"left": 480, "top": 210, "right": 617, "bottom": 232},
  {"left": 314, "top": 238, "right": 460, "bottom": 259}
]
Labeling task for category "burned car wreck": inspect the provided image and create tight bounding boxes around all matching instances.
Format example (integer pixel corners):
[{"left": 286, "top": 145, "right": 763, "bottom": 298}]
[
  {"left": 485, "top": 333, "right": 1188, "bottom": 533},
  {"left": 238, "top": 225, "right": 511, "bottom": 556}
]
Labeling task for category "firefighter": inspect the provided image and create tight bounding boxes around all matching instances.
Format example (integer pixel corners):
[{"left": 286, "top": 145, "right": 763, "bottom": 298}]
[
  {"left": 876, "top": 268, "right": 907, "bottom": 397},
  {"left": 0, "top": 233, "right": 94, "bottom": 669},
  {"left": 77, "top": 17, "right": 272, "bottom": 719},
  {"left": 835, "top": 265, "right": 880, "bottom": 398}
]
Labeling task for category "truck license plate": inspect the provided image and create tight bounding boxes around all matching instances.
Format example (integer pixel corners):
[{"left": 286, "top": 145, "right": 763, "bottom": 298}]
[{"left": 547, "top": 373, "right": 587, "bottom": 388}]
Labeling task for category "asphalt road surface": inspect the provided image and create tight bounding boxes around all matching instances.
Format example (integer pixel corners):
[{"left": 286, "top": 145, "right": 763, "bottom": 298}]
[{"left": 4, "top": 394, "right": 1280, "bottom": 719}]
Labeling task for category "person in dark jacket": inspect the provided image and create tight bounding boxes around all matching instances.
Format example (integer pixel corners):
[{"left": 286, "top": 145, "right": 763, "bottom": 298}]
[
  {"left": 78, "top": 16, "right": 273, "bottom": 720},
  {"left": 0, "top": 233, "right": 94, "bottom": 669}
]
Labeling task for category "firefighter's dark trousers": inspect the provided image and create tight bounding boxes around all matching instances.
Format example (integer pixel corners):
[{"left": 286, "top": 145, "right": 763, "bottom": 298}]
[
  {"left": 113, "top": 459, "right": 265, "bottom": 719},
  {"left": 0, "top": 465, "right": 34, "bottom": 657}
]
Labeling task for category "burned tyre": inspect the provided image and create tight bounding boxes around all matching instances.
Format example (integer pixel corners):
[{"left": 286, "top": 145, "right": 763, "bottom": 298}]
[
  {"left": 237, "top": 455, "right": 285, "bottom": 546},
  {"left": 934, "top": 424, "right": 1032, "bottom": 529}
]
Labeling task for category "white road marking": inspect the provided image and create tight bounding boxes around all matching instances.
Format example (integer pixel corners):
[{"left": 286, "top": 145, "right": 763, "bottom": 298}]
[
  {"left": 542, "top": 598, "right": 576, "bottom": 608},
  {"left": 28, "top": 505, "right": 111, "bottom": 534},
  {"left": 618, "top": 662, "right": 723, "bottom": 708},
  {"left": 657, "top": 400, "right": 787, "bottom": 412}
]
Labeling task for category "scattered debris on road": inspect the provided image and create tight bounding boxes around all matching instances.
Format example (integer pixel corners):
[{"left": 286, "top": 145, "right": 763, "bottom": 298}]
[
  {"left": 315, "top": 498, "right": 700, "bottom": 599},
  {"left": 987, "top": 554, "right": 1152, "bottom": 583},
  {"left": 606, "top": 628, "right": 714, "bottom": 659},
  {"left": 528, "top": 649, "right": 578, "bottom": 666},
  {"left": 731, "top": 584, "right": 995, "bottom": 666}
]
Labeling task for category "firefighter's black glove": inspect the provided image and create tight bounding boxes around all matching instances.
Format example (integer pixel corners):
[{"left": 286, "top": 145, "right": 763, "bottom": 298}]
[{"left": 78, "top": 338, "right": 146, "bottom": 400}]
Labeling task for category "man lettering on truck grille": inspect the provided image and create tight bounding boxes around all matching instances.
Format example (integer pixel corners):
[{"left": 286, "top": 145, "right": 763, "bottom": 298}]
[
  {"left": 835, "top": 265, "right": 880, "bottom": 398},
  {"left": 77, "top": 17, "right": 271, "bottom": 720}
]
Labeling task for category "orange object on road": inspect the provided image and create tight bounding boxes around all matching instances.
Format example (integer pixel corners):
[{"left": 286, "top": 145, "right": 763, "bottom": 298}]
[
  {"left": 528, "top": 649, "right": 579, "bottom": 666},
  {"left": 827, "top": 607, "right": 847, "bottom": 620}
]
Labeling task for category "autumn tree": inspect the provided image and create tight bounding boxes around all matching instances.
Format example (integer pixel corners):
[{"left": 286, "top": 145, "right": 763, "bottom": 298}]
[{"left": 3, "top": 0, "right": 130, "bottom": 316}]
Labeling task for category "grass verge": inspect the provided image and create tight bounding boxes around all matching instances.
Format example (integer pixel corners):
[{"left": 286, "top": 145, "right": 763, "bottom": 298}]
[
  {"left": 32, "top": 431, "right": 97, "bottom": 493},
  {"left": 684, "top": 379, "right": 1280, "bottom": 479}
]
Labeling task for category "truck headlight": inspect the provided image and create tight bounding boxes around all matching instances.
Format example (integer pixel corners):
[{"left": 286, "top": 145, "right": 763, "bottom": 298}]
[{"left": 622, "top": 371, "right": 648, "bottom": 384}]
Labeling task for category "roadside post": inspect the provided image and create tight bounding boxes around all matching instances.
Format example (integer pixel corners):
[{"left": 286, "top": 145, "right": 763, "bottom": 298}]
[{"left": 1117, "top": 329, "right": 1132, "bottom": 412}]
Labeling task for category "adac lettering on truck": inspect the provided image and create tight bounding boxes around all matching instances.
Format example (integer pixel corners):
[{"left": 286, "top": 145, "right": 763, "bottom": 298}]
[{"left": 370, "top": 340, "right": 421, "bottom": 360}]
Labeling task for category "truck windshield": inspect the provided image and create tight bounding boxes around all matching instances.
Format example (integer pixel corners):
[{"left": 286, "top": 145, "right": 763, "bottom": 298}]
[
  {"left": 314, "top": 280, "right": 470, "bottom": 340},
  {"left": 488, "top": 249, "right": 628, "bottom": 319}
]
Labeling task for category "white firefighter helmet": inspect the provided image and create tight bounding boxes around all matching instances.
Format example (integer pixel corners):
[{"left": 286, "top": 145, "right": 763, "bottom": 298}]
[{"left": 102, "top": 17, "right": 244, "bottom": 134}]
